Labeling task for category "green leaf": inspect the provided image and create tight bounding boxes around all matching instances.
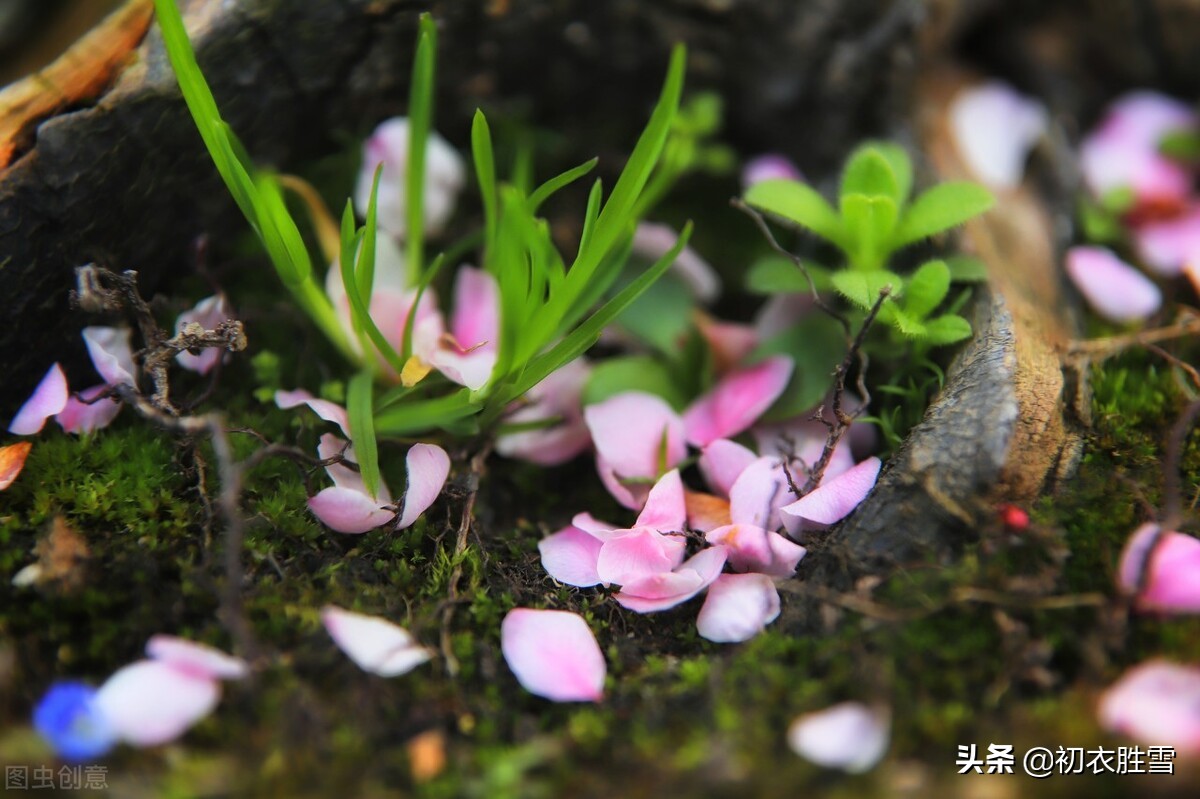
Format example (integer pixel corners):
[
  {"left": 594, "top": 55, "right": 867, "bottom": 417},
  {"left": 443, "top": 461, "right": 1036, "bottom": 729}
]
[
  {"left": 1160, "top": 129, "right": 1200, "bottom": 164},
  {"left": 472, "top": 110, "right": 498, "bottom": 260},
  {"left": 903, "top": 260, "right": 951, "bottom": 321},
  {"left": 347, "top": 370, "right": 382, "bottom": 499},
  {"left": 527, "top": 158, "right": 599, "bottom": 213},
  {"left": 891, "top": 182, "right": 994, "bottom": 249},
  {"left": 841, "top": 194, "right": 898, "bottom": 269},
  {"left": 873, "top": 142, "right": 913, "bottom": 204},
  {"left": 745, "top": 255, "right": 833, "bottom": 294},
  {"left": 614, "top": 273, "right": 695, "bottom": 354},
  {"left": 374, "top": 388, "right": 481, "bottom": 436},
  {"left": 944, "top": 255, "right": 989, "bottom": 283},
  {"left": 405, "top": 13, "right": 438, "bottom": 280},
  {"left": 923, "top": 314, "right": 973, "bottom": 346},
  {"left": 830, "top": 269, "right": 903, "bottom": 310},
  {"left": 840, "top": 146, "right": 899, "bottom": 202},
  {"left": 752, "top": 314, "right": 847, "bottom": 421},
  {"left": 881, "top": 304, "right": 926, "bottom": 338},
  {"left": 743, "top": 179, "right": 846, "bottom": 248},
  {"left": 583, "top": 355, "right": 687, "bottom": 409}
]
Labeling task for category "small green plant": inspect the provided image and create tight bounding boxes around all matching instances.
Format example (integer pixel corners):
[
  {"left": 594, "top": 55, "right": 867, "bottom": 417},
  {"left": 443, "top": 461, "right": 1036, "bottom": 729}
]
[{"left": 743, "top": 142, "right": 994, "bottom": 346}]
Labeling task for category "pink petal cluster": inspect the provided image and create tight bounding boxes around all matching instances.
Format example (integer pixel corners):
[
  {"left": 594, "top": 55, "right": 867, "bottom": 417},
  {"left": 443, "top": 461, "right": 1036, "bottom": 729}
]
[
  {"left": 950, "top": 81, "right": 1047, "bottom": 190},
  {"left": 93, "top": 636, "right": 247, "bottom": 748},
  {"left": 354, "top": 117, "right": 466, "bottom": 241},
  {"left": 1064, "top": 246, "right": 1162, "bottom": 324},
  {"left": 174, "top": 294, "right": 237, "bottom": 374},
  {"left": 1117, "top": 523, "right": 1200, "bottom": 614},
  {"left": 787, "top": 702, "right": 891, "bottom": 773},
  {"left": 1098, "top": 660, "right": 1200, "bottom": 754},
  {"left": 500, "top": 608, "right": 606, "bottom": 702},
  {"left": 321, "top": 605, "right": 433, "bottom": 677},
  {"left": 9, "top": 327, "right": 135, "bottom": 436},
  {"left": 275, "top": 390, "right": 450, "bottom": 534}
]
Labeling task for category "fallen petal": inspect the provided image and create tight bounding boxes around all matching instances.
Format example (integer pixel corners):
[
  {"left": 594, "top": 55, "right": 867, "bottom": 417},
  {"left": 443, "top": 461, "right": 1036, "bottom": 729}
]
[
  {"left": 82, "top": 327, "right": 136, "bottom": 386},
  {"left": 684, "top": 490, "right": 733, "bottom": 532},
  {"left": 145, "top": 635, "right": 248, "bottom": 681},
  {"left": 56, "top": 385, "right": 122, "bottom": 435},
  {"left": 1098, "top": 660, "right": 1200, "bottom": 754},
  {"left": 1132, "top": 204, "right": 1200, "bottom": 277},
  {"left": 501, "top": 608, "right": 606, "bottom": 702},
  {"left": 788, "top": 702, "right": 890, "bottom": 773},
  {"left": 683, "top": 356, "right": 794, "bottom": 447},
  {"left": 321, "top": 605, "right": 433, "bottom": 677},
  {"left": 696, "top": 572, "right": 781, "bottom": 642},
  {"left": 495, "top": 358, "right": 593, "bottom": 466},
  {"left": 950, "top": 81, "right": 1046, "bottom": 189},
  {"left": 632, "top": 222, "right": 721, "bottom": 303},
  {"left": 0, "top": 441, "right": 33, "bottom": 490},
  {"left": 596, "top": 528, "right": 687, "bottom": 586},
  {"left": 33, "top": 681, "right": 116, "bottom": 762},
  {"left": 450, "top": 266, "right": 500, "bottom": 351},
  {"left": 615, "top": 546, "right": 728, "bottom": 613},
  {"left": 1064, "top": 246, "right": 1161, "bottom": 323},
  {"left": 93, "top": 660, "right": 220, "bottom": 747},
  {"left": 276, "top": 389, "right": 351, "bottom": 438},
  {"left": 728, "top": 456, "right": 792, "bottom": 532},
  {"left": 705, "top": 524, "right": 805, "bottom": 578},
  {"left": 317, "top": 433, "right": 392, "bottom": 503},
  {"left": 308, "top": 487, "right": 396, "bottom": 534},
  {"left": 396, "top": 443, "right": 451, "bottom": 529},
  {"left": 781, "top": 457, "right": 881, "bottom": 535},
  {"left": 9, "top": 363, "right": 69, "bottom": 435},
  {"left": 699, "top": 439, "right": 758, "bottom": 498},
  {"left": 634, "top": 470, "right": 688, "bottom": 532},
  {"left": 584, "top": 392, "right": 687, "bottom": 492},
  {"left": 539, "top": 525, "right": 605, "bottom": 587},
  {"left": 1117, "top": 523, "right": 1200, "bottom": 614}
]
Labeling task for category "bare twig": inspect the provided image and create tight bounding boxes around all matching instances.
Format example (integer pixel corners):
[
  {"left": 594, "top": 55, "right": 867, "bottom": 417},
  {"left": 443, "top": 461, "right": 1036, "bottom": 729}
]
[
  {"left": 1065, "top": 310, "right": 1200, "bottom": 363},
  {"left": 440, "top": 445, "right": 491, "bottom": 676}
]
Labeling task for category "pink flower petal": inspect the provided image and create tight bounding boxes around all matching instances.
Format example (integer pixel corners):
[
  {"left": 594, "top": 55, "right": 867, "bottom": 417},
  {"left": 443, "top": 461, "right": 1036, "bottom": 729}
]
[
  {"left": 308, "top": 487, "right": 396, "bottom": 534},
  {"left": 570, "top": 512, "right": 621, "bottom": 540},
  {"left": 634, "top": 470, "right": 687, "bottom": 532},
  {"left": 495, "top": 358, "right": 592, "bottom": 466},
  {"left": 754, "top": 293, "right": 816, "bottom": 340},
  {"left": 596, "top": 528, "right": 687, "bottom": 586},
  {"left": 539, "top": 525, "right": 606, "bottom": 587},
  {"left": 584, "top": 392, "right": 686, "bottom": 509},
  {"left": 705, "top": 524, "right": 806, "bottom": 578},
  {"left": 500, "top": 609, "right": 606, "bottom": 702},
  {"left": 699, "top": 439, "right": 758, "bottom": 498},
  {"left": 9, "top": 363, "right": 69, "bottom": 435},
  {"left": 82, "top": 327, "right": 135, "bottom": 386},
  {"left": 1132, "top": 204, "right": 1200, "bottom": 277},
  {"left": 396, "top": 443, "right": 451, "bottom": 529},
  {"left": 428, "top": 346, "right": 497, "bottom": 391},
  {"left": 614, "top": 546, "right": 728, "bottom": 613},
  {"left": 787, "top": 702, "right": 890, "bottom": 773},
  {"left": 1117, "top": 523, "right": 1200, "bottom": 614},
  {"left": 695, "top": 315, "right": 760, "bottom": 373},
  {"left": 93, "top": 660, "right": 220, "bottom": 747},
  {"left": 950, "top": 81, "right": 1046, "bottom": 189},
  {"left": 450, "top": 266, "right": 499, "bottom": 350},
  {"left": 742, "top": 154, "right": 804, "bottom": 190},
  {"left": 145, "top": 635, "right": 248, "bottom": 680},
  {"left": 696, "top": 572, "right": 781, "bottom": 642},
  {"left": 683, "top": 356, "right": 794, "bottom": 447},
  {"left": 321, "top": 605, "right": 432, "bottom": 677},
  {"left": 317, "top": 433, "right": 392, "bottom": 503},
  {"left": 276, "top": 389, "right": 351, "bottom": 438},
  {"left": 632, "top": 222, "right": 721, "bottom": 303},
  {"left": 1098, "top": 660, "right": 1200, "bottom": 754},
  {"left": 174, "top": 295, "right": 236, "bottom": 374},
  {"left": 56, "top": 384, "right": 122, "bottom": 435},
  {"left": 1065, "top": 246, "right": 1161, "bottom": 323},
  {"left": 728, "top": 456, "right": 793, "bottom": 531},
  {"left": 780, "top": 456, "right": 881, "bottom": 535}
]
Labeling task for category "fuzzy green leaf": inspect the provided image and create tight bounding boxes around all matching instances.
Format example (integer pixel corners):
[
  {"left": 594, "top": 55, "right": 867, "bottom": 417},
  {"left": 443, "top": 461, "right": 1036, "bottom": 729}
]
[
  {"left": 903, "top": 260, "right": 951, "bottom": 321},
  {"left": 891, "top": 182, "right": 994, "bottom": 249},
  {"left": 745, "top": 255, "right": 833, "bottom": 295},
  {"left": 873, "top": 142, "right": 913, "bottom": 204},
  {"left": 923, "top": 314, "right": 973, "bottom": 346},
  {"left": 944, "top": 255, "right": 989, "bottom": 283},
  {"left": 841, "top": 146, "right": 899, "bottom": 202},
  {"left": 830, "top": 269, "right": 903, "bottom": 310},
  {"left": 743, "top": 179, "right": 846, "bottom": 248},
  {"left": 841, "top": 193, "right": 898, "bottom": 269},
  {"left": 346, "top": 370, "right": 381, "bottom": 499}
]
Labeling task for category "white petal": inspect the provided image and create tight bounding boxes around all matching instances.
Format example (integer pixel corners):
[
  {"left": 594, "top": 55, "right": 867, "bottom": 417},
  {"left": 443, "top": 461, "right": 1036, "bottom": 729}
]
[
  {"left": 94, "top": 661, "right": 220, "bottom": 747},
  {"left": 321, "top": 605, "right": 432, "bottom": 677}
]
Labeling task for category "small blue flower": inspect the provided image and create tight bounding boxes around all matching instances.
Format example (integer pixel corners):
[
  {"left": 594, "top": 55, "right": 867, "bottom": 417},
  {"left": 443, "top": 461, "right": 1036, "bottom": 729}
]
[{"left": 33, "top": 681, "right": 116, "bottom": 761}]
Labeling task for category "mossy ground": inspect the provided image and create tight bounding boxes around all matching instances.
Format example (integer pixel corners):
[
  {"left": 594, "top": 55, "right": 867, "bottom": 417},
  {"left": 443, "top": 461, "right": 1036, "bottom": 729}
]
[{"left": 3, "top": 335, "right": 1199, "bottom": 797}]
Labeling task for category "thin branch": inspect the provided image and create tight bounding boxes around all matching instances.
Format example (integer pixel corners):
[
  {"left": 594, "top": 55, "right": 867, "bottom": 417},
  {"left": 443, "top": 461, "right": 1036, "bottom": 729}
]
[
  {"left": 440, "top": 444, "right": 491, "bottom": 676},
  {"left": 1065, "top": 310, "right": 1200, "bottom": 363}
]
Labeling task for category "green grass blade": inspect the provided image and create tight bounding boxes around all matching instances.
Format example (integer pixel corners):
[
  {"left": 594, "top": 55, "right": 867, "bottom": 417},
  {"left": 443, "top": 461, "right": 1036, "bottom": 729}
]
[
  {"left": 527, "top": 157, "right": 599, "bottom": 213},
  {"left": 373, "top": 388, "right": 480, "bottom": 435},
  {"left": 472, "top": 109, "right": 498, "bottom": 263},
  {"left": 346, "top": 370, "right": 382, "bottom": 499},
  {"left": 405, "top": 13, "right": 438, "bottom": 282}
]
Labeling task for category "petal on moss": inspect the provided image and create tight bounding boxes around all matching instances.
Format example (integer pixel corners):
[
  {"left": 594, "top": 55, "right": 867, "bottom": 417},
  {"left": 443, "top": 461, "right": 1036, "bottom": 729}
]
[
  {"left": 705, "top": 524, "right": 805, "bottom": 578},
  {"left": 0, "top": 441, "right": 32, "bottom": 490},
  {"left": 596, "top": 528, "right": 686, "bottom": 586},
  {"left": 696, "top": 572, "right": 781, "bottom": 642},
  {"left": 634, "top": 470, "right": 687, "bottom": 532},
  {"left": 1117, "top": 523, "right": 1200, "bottom": 614},
  {"left": 950, "top": 81, "right": 1046, "bottom": 189},
  {"left": 539, "top": 525, "right": 606, "bottom": 587},
  {"left": 699, "top": 439, "right": 757, "bottom": 498},
  {"left": 56, "top": 385, "right": 122, "bottom": 435},
  {"left": 585, "top": 392, "right": 686, "bottom": 485},
  {"left": 322, "top": 605, "right": 433, "bottom": 677},
  {"left": 93, "top": 660, "right": 220, "bottom": 747},
  {"left": 308, "top": 487, "right": 396, "bottom": 534},
  {"left": 501, "top": 609, "right": 606, "bottom": 702},
  {"left": 787, "top": 702, "right": 890, "bottom": 773},
  {"left": 276, "top": 389, "right": 351, "bottom": 438},
  {"left": 614, "top": 546, "right": 728, "bottom": 613},
  {"left": 1065, "top": 246, "right": 1161, "bottom": 323},
  {"left": 145, "top": 636, "right": 248, "bottom": 681},
  {"left": 396, "top": 443, "right": 451, "bottom": 529},
  {"left": 9, "top": 363, "right": 69, "bottom": 435},
  {"left": 1098, "top": 660, "right": 1200, "bottom": 754}
]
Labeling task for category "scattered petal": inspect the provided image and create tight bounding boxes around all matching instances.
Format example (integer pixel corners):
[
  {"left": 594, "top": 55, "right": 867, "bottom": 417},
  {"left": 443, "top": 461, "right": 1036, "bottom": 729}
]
[
  {"left": 705, "top": 524, "right": 805, "bottom": 578},
  {"left": 699, "top": 439, "right": 758, "bottom": 498},
  {"left": 634, "top": 470, "right": 687, "bottom": 532},
  {"left": 0, "top": 441, "right": 33, "bottom": 490},
  {"left": 276, "top": 389, "right": 351, "bottom": 438},
  {"left": 82, "top": 327, "right": 135, "bottom": 386},
  {"left": 9, "top": 363, "right": 69, "bottom": 435},
  {"left": 501, "top": 609, "right": 606, "bottom": 702},
  {"left": 145, "top": 636, "right": 248, "bottom": 681},
  {"left": 1064, "top": 246, "right": 1162, "bottom": 323},
  {"left": 742, "top": 154, "right": 804, "bottom": 189},
  {"left": 308, "top": 487, "right": 396, "bottom": 534},
  {"left": 56, "top": 385, "right": 122, "bottom": 435},
  {"left": 321, "top": 605, "right": 433, "bottom": 677},
  {"left": 696, "top": 573, "right": 781, "bottom": 642},
  {"left": 1098, "top": 660, "right": 1200, "bottom": 754},
  {"left": 684, "top": 490, "right": 733, "bottom": 532},
  {"left": 683, "top": 356, "right": 794, "bottom": 447},
  {"left": 695, "top": 312, "right": 760, "bottom": 373},
  {"left": 1117, "top": 523, "right": 1200, "bottom": 614},
  {"left": 93, "top": 660, "right": 220, "bottom": 747},
  {"left": 596, "top": 528, "right": 687, "bottom": 586},
  {"left": 449, "top": 266, "right": 500, "bottom": 351},
  {"left": 570, "top": 512, "right": 621, "bottom": 539},
  {"left": 950, "top": 81, "right": 1047, "bottom": 189},
  {"left": 632, "top": 222, "right": 721, "bottom": 303},
  {"left": 33, "top": 682, "right": 116, "bottom": 762},
  {"left": 539, "top": 525, "right": 606, "bottom": 587},
  {"left": 788, "top": 702, "right": 890, "bottom": 773},
  {"left": 174, "top": 294, "right": 235, "bottom": 374},
  {"left": 1132, "top": 204, "right": 1200, "bottom": 277},
  {"left": 614, "top": 546, "right": 728, "bottom": 613},
  {"left": 584, "top": 392, "right": 686, "bottom": 509},
  {"left": 317, "top": 433, "right": 391, "bottom": 503},
  {"left": 728, "top": 456, "right": 792, "bottom": 531},
  {"left": 781, "top": 457, "right": 881, "bottom": 535},
  {"left": 396, "top": 443, "right": 451, "bottom": 529}
]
